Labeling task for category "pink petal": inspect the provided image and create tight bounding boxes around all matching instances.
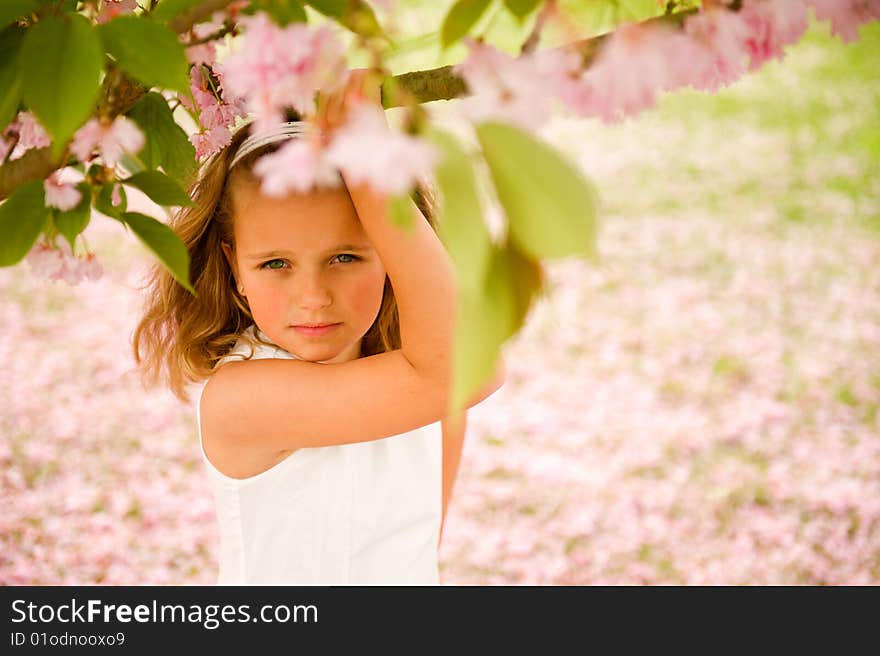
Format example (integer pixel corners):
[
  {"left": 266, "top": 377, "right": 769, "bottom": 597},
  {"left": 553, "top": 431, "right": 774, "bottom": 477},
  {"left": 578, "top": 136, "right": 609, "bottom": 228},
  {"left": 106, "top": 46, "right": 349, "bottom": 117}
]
[
  {"left": 324, "top": 104, "right": 437, "bottom": 195},
  {"left": 252, "top": 137, "right": 341, "bottom": 197}
]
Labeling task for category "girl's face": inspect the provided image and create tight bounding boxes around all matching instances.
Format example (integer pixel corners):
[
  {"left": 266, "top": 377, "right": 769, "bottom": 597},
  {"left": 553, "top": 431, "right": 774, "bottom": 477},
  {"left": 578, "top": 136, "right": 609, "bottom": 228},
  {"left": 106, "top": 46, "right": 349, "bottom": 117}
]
[{"left": 222, "top": 177, "right": 387, "bottom": 364}]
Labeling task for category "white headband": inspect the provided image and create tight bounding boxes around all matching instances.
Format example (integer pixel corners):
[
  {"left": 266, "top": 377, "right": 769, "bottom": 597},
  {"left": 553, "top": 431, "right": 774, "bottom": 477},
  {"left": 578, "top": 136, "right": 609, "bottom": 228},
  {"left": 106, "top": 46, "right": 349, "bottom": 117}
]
[{"left": 227, "top": 120, "right": 317, "bottom": 170}]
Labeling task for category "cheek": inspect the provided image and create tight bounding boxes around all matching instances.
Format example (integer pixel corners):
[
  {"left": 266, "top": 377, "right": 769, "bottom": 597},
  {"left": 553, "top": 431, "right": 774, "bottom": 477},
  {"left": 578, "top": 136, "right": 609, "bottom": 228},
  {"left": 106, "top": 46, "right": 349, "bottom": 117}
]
[
  {"left": 243, "top": 281, "right": 287, "bottom": 324},
  {"left": 347, "top": 268, "right": 387, "bottom": 317}
]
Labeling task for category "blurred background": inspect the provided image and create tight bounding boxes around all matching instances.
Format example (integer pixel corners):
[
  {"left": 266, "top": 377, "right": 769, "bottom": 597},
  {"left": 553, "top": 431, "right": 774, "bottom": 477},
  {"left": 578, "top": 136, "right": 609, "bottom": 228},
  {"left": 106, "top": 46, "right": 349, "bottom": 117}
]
[{"left": 1, "top": 5, "right": 878, "bottom": 584}]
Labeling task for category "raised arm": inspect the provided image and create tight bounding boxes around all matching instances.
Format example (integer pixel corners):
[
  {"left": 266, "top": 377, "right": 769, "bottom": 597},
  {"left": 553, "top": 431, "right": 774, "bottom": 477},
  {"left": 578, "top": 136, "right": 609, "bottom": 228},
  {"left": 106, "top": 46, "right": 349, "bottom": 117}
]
[{"left": 321, "top": 68, "right": 457, "bottom": 385}]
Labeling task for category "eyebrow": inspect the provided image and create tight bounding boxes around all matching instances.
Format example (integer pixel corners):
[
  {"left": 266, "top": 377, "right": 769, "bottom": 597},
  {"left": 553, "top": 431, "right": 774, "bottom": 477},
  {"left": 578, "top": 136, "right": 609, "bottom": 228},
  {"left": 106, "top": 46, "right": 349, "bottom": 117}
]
[{"left": 246, "top": 244, "right": 372, "bottom": 260}]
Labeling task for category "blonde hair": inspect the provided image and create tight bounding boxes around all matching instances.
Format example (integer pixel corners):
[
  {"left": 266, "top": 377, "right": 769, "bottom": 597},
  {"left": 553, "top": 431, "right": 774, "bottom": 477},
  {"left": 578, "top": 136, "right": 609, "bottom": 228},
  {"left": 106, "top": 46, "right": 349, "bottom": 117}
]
[{"left": 131, "top": 111, "right": 439, "bottom": 405}]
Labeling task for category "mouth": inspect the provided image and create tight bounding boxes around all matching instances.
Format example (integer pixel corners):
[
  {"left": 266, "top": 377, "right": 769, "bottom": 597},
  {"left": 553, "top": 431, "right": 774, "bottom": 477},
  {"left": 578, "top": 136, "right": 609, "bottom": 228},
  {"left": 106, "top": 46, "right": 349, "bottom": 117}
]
[{"left": 291, "top": 323, "right": 341, "bottom": 337}]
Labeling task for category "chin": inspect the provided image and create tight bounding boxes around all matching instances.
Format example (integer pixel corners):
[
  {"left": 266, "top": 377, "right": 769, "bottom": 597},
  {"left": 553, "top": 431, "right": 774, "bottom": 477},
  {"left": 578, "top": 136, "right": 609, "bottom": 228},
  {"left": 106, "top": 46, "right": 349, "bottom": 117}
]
[{"left": 294, "top": 345, "right": 343, "bottom": 363}]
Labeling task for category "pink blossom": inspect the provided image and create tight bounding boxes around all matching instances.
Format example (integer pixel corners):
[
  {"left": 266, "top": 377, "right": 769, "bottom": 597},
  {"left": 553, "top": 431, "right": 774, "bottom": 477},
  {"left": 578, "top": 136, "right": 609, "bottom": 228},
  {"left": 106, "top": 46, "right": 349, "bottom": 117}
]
[
  {"left": 184, "top": 18, "right": 223, "bottom": 67},
  {"left": 653, "top": 29, "right": 717, "bottom": 92},
  {"left": 111, "top": 182, "right": 123, "bottom": 207},
  {"left": 218, "top": 12, "right": 347, "bottom": 132},
  {"left": 684, "top": 5, "right": 752, "bottom": 92},
  {"left": 565, "top": 22, "right": 697, "bottom": 123},
  {"left": 185, "top": 42, "right": 218, "bottom": 67},
  {"left": 190, "top": 124, "right": 232, "bottom": 160},
  {"left": 739, "top": 0, "right": 810, "bottom": 72},
  {"left": 80, "top": 252, "right": 104, "bottom": 282},
  {"left": 199, "top": 99, "right": 244, "bottom": 132},
  {"left": 0, "top": 134, "right": 13, "bottom": 162},
  {"left": 192, "top": 66, "right": 219, "bottom": 108},
  {"left": 453, "top": 38, "right": 555, "bottom": 131},
  {"left": 70, "top": 116, "right": 145, "bottom": 167},
  {"left": 43, "top": 170, "right": 83, "bottom": 211},
  {"left": 3, "top": 111, "right": 52, "bottom": 161},
  {"left": 252, "top": 137, "right": 342, "bottom": 197},
  {"left": 95, "top": 0, "right": 139, "bottom": 25},
  {"left": 323, "top": 103, "right": 438, "bottom": 195},
  {"left": 16, "top": 111, "right": 52, "bottom": 151},
  {"left": 181, "top": 65, "right": 220, "bottom": 116},
  {"left": 24, "top": 239, "right": 103, "bottom": 286},
  {"left": 805, "top": 0, "right": 880, "bottom": 43},
  {"left": 530, "top": 45, "right": 591, "bottom": 118}
]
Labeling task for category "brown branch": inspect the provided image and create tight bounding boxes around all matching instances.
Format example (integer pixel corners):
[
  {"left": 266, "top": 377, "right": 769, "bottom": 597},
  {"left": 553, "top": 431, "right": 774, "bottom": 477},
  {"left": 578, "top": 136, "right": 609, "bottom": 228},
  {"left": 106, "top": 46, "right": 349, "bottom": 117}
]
[
  {"left": 0, "top": 3, "right": 701, "bottom": 201},
  {"left": 389, "top": 6, "right": 700, "bottom": 104},
  {"left": 182, "top": 21, "right": 238, "bottom": 45},
  {"left": 165, "top": 0, "right": 238, "bottom": 34},
  {"left": 520, "top": 0, "right": 557, "bottom": 56}
]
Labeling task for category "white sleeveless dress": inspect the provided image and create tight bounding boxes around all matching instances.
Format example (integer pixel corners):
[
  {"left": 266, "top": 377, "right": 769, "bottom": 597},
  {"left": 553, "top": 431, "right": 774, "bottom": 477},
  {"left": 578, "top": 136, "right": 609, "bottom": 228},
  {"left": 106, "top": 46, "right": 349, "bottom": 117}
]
[{"left": 195, "top": 324, "right": 442, "bottom": 585}]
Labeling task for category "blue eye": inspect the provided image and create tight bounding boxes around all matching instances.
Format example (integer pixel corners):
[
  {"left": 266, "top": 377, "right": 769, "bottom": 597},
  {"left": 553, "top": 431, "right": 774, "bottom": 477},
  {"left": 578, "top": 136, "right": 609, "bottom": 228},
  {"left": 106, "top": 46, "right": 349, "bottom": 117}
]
[
  {"left": 260, "top": 259, "right": 286, "bottom": 270},
  {"left": 259, "top": 254, "right": 360, "bottom": 270}
]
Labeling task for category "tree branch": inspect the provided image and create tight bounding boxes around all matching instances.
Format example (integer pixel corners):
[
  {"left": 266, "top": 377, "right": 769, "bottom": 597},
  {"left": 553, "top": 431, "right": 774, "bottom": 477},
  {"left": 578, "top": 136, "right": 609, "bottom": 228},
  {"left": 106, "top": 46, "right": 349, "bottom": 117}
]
[
  {"left": 166, "top": 0, "right": 238, "bottom": 34},
  {"left": 0, "top": 3, "right": 701, "bottom": 201}
]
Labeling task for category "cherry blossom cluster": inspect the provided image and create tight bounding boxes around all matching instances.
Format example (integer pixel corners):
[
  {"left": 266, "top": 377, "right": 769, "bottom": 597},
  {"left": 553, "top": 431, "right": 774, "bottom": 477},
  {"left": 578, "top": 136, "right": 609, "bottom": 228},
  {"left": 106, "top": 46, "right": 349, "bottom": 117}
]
[
  {"left": 1, "top": 112, "right": 129, "bottom": 285},
  {"left": 175, "top": 2, "right": 252, "bottom": 159},
  {"left": 454, "top": 0, "right": 880, "bottom": 127},
  {"left": 5, "top": 0, "right": 878, "bottom": 287},
  {"left": 178, "top": 0, "right": 879, "bottom": 199},
  {"left": 0, "top": 111, "right": 52, "bottom": 162},
  {"left": 192, "top": 10, "right": 438, "bottom": 198},
  {"left": 24, "top": 238, "right": 103, "bottom": 286},
  {"left": 94, "top": 0, "right": 139, "bottom": 25}
]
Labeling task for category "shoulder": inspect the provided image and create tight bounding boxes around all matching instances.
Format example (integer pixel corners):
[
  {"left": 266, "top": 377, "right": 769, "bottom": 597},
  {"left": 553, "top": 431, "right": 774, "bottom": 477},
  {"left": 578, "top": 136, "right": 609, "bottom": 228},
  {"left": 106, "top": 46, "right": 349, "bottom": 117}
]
[{"left": 199, "top": 332, "right": 296, "bottom": 425}]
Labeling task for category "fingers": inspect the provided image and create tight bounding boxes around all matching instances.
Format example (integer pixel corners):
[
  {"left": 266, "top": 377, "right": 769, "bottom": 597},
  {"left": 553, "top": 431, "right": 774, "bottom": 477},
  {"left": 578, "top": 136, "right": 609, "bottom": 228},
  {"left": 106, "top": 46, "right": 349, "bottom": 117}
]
[
  {"left": 315, "top": 68, "right": 386, "bottom": 134},
  {"left": 315, "top": 87, "right": 345, "bottom": 132}
]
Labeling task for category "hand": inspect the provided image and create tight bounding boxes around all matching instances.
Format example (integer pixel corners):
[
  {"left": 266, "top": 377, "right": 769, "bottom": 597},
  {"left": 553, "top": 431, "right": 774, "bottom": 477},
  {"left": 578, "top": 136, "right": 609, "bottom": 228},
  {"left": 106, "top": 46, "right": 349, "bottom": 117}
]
[{"left": 314, "top": 67, "right": 387, "bottom": 140}]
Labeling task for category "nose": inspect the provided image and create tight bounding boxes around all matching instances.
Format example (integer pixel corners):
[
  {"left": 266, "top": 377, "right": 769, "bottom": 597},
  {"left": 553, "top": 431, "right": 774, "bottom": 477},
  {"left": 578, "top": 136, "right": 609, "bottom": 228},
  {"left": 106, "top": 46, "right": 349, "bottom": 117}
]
[{"left": 295, "top": 269, "right": 332, "bottom": 309}]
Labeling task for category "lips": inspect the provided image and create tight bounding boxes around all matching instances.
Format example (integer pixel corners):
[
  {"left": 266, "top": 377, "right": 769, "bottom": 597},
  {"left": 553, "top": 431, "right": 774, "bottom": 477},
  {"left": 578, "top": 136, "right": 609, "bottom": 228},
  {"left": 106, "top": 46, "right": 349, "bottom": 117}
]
[{"left": 292, "top": 323, "right": 341, "bottom": 337}]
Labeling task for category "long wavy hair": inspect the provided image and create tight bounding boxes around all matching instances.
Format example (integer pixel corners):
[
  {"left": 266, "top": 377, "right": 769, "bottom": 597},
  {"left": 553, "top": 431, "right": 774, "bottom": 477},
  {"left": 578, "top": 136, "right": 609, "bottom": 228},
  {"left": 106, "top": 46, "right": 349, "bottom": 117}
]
[{"left": 132, "top": 111, "right": 439, "bottom": 405}]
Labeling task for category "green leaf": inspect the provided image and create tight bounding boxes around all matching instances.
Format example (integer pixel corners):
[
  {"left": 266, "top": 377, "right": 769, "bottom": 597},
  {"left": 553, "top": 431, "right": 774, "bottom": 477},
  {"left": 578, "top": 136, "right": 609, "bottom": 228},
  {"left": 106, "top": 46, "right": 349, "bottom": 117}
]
[
  {"left": 389, "top": 193, "right": 415, "bottom": 232},
  {"left": 119, "top": 152, "right": 147, "bottom": 176},
  {"left": 446, "top": 237, "right": 545, "bottom": 416},
  {"left": 0, "top": 24, "right": 26, "bottom": 130},
  {"left": 20, "top": 13, "right": 103, "bottom": 161},
  {"left": 127, "top": 91, "right": 197, "bottom": 186},
  {"left": 121, "top": 170, "right": 192, "bottom": 207},
  {"left": 562, "top": 0, "right": 616, "bottom": 37},
  {"left": 121, "top": 211, "right": 195, "bottom": 295},
  {"left": 149, "top": 0, "right": 204, "bottom": 23},
  {"left": 0, "top": 0, "right": 39, "bottom": 30},
  {"left": 305, "top": 0, "right": 346, "bottom": 18},
  {"left": 52, "top": 181, "right": 92, "bottom": 251},
  {"left": 495, "top": 238, "right": 545, "bottom": 340},
  {"left": 98, "top": 15, "right": 190, "bottom": 93},
  {"left": 0, "top": 180, "right": 50, "bottom": 266},
  {"left": 242, "top": 0, "right": 308, "bottom": 25},
  {"left": 306, "top": 1, "right": 386, "bottom": 39},
  {"left": 618, "top": 0, "right": 665, "bottom": 21},
  {"left": 447, "top": 244, "right": 511, "bottom": 416},
  {"left": 503, "top": 0, "right": 540, "bottom": 20},
  {"left": 441, "top": 0, "right": 493, "bottom": 50},
  {"left": 424, "top": 126, "right": 492, "bottom": 296},
  {"left": 475, "top": 120, "right": 599, "bottom": 261}
]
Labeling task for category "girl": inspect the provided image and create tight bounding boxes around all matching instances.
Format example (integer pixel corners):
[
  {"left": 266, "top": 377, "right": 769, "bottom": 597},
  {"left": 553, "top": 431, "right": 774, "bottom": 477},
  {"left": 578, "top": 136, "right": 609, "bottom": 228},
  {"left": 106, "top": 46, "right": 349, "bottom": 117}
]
[{"left": 132, "top": 69, "right": 506, "bottom": 585}]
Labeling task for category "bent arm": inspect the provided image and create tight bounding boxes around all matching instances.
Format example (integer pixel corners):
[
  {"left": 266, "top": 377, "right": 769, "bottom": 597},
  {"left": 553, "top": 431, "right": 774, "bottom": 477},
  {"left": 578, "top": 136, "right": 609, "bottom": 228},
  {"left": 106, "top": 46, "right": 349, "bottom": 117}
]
[
  {"left": 344, "top": 181, "right": 457, "bottom": 385},
  {"left": 438, "top": 353, "right": 506, "bottom": 549},
  {"left": 440, "top": 411, "right": 467, "bottom": 549}
]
